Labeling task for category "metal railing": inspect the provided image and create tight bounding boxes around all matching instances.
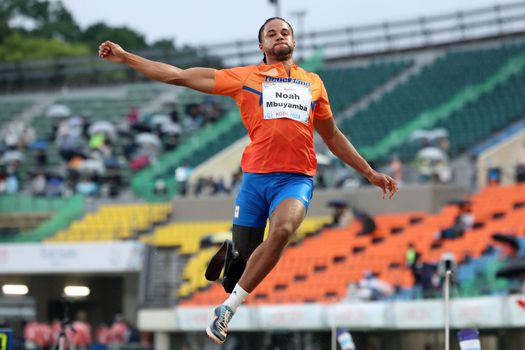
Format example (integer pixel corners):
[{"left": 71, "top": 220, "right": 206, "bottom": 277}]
[
  {"left": 204, "top": 1, "right": 525, "bottom": 66},
  {"left": 1, "top": 1, "right": 525, "bottom": 91}
]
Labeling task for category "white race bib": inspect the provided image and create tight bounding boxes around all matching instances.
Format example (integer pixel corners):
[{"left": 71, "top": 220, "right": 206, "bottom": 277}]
[{"left": 262, "top": 82, "right": 312, "bottom": 123}]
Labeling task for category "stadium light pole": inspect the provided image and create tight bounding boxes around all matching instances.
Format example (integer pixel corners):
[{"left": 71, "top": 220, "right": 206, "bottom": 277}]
[
  {"left": 290, "top": 10, "right": 307, "bottom": 60},
  {"left": 269, "top": 0, "right": 281, "bottom": 17}
]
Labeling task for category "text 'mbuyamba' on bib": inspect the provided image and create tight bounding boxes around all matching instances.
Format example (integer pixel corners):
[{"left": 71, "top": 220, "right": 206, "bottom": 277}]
[{"left": 262, "top": 80, "right": 312, "bottom": 124}]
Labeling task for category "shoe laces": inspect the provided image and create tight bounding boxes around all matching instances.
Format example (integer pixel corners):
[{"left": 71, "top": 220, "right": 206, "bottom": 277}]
[{"left": 216, "top": 307, "right": 233, "bottom": 333}]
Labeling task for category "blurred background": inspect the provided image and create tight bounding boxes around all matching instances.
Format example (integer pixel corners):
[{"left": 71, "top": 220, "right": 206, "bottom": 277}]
[{"left": 1, "top": 0, "right": 525, "bottom": 349}]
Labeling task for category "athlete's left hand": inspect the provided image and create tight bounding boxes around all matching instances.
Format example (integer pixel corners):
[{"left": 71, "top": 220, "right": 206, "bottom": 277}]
[{"left": 367, "top": 171, "right": 398, "bottom": 199}]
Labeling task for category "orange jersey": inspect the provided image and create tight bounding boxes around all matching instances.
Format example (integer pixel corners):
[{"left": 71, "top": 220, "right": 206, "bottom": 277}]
[{"left": 213, "top": 62, "right": 333, "bottom": 176}]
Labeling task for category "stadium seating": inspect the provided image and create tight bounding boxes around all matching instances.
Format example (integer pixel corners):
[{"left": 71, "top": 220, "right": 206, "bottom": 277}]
[
  {"left": 132, "top": 41, "right": 525, "bottom": 200},
  {"left": 390, "top": 57, "right": 525, "bottom": 161},
  {"left": 173, "top": 216, "right": 330, "bottom": 299},
  {"left": 131, "top": 62, "right": 412, "bottom": 201},
  {"left": 180, "top": 183, "right": 525, "bottom": 305},
  {"left": 144, "top": 220, "right": 233, "bottom": 253},
  {"left": 0, "top": 195, "right": 68, "bottom": 236},
  {"left": 179, "top": 212, "right": 424, "bottom": 305},
  {"left": 0, "top": 195, "right": 85, "bottom": 243},
  {"left": 48, "top": 202, "right": 171, "bottom": 242},
  {"left": 435, "top": 69, "right": 525, "bottom": 156},
  {"left": 29, "top": 83, "right": 170, "bottom": 167},
  {"left": 317, "top": 60, "right": 411, "bottom": 114},
  {"left": 342, "top": 41, "right": 525, "bottom": 161},
  {"left": 0, "top": 98, "right": 32, "bottom": 125},
  {"left": 131, "top": 108, "right": 249, "bottom": 201}
]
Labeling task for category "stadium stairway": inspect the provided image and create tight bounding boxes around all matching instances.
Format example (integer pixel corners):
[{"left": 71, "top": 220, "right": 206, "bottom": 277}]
[
  {"left": 178, "top": 183, "right": 525, "bottom": 306},
  {"left": 0, "top": 95, "right": 49, "bottom": 136},
  {"left": 140, "top": 245, "right": 189, "bottom": 307}
]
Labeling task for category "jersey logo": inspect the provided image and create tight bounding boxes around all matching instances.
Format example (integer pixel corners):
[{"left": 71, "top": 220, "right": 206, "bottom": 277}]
[{"left": 234, "top": 205, "right": 240, "bottom": 219}]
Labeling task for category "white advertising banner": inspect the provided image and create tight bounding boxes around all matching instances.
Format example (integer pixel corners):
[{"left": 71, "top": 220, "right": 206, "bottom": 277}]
[
  {"left": 0, "top": 242, "right": 143, "bottom": 274},
  {"left": 329, "top": 302, "right": 387, "bottom": 328},
  {"left": 174, "top": 306, "right": 213, "bottom": 330},
  {"left": 138, "top": 309, "right": 177, "bottom": 331},
  {"left": 257, "top": 304, "right": 326, "bottom": 330},
  {"left": 507, "top": 295, "right": 525, "bottom": 326},
  {"left": 392, "top": 300, "right": 443, "bottom": 329},
  {"left": 450, "top": 297, "right": 504, "bottom": 328},
  {"left": 174, "top": 306, "right": 252, "bottom": 331},
  {"left": 152, "top": 296, "right": 525, "bottom": 332}
]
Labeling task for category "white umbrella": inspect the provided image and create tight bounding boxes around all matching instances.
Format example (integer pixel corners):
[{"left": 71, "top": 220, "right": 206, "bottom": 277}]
[
  {"left": 1, "top": 150, "right": 25, "bottom": 163},
  {"left": 151, "top": 114, "right": 171, "bottom": 126},
  {"left": 89, "top": 121, "right": 116, "bottom": 138},
  {"left": 135, "top": 133, "right": 161, "bottom": 148},
  {"left": 428, "top": 128, "right": 448, "bottom": 139},
  {"left": 410, "top": 128, "right": 449, "bottom": 142},
  {"left": 46, "top": 104, "right": 71, "bottom": 118},
  {"left": 78, "top": 159, "right": 105, "bottom": 174},
  {"left": 160, "top": 122, "right": 181, "bottom": 134},
  {"left": 417, "top": 146, "right": 447, "bottom": 161},
  {"left": 316, "top": 153, "right": 332, "bottom": 166}
]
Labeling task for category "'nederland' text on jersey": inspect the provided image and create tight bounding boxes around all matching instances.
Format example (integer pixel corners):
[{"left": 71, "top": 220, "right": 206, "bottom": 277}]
[{"left": 264, "top": 76, "right": 311, "bottom": 86}]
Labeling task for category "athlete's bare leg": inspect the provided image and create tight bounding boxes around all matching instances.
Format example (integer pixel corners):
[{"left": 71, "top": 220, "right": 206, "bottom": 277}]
[{"left": 237, "top": 198, "right": 306, "bottom": 292}]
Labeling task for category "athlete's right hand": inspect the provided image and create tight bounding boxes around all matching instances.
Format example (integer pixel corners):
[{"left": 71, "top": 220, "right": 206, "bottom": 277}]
[{"left": 98, "top": 41, "right": 126, "bottom": 63}]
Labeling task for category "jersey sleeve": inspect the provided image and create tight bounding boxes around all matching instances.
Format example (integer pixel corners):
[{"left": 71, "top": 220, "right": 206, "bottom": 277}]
[
  {"left": 313, "top": 77, "right": 333, "bottom": 120},
  {"left": 213, "top": 66, "right": 253, "bottom": 98}
]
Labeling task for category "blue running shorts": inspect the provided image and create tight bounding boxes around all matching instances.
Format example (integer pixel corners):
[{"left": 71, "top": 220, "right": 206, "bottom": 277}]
[{"left": 232, "top": 172, "right": 314, "bottom": 228}]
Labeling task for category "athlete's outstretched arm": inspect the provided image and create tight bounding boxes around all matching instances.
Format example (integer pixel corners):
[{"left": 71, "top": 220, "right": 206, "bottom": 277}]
[
  {"left": 314, "top": 117, "right": 398, "bottom": 198},
  {"left": 98, "top": 41, "right": 215, "bottom": 94}
]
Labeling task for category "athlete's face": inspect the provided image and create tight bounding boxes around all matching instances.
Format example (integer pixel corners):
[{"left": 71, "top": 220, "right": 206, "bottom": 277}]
[{"left": 259, "top": 19, "right": 295, "bottom": 61}]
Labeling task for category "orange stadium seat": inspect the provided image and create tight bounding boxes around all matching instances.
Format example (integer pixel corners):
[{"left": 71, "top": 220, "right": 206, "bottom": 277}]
[{"left": 179, "top": 184, "right": 525, "bottom": 305}]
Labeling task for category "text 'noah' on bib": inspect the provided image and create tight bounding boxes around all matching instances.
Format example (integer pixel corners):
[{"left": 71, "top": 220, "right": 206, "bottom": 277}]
[{"left": 262, "top": 81, "right": 312, "bottom": 124}]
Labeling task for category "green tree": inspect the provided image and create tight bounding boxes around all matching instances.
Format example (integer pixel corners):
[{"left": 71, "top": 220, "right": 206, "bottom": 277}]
[
  {"left": 82, "top": 22, "right": 148, "bottom": 51},
  {"left": 0, "top": 32, "right": 88, "bottom": 62},
  {"left": 0, "top": 0, "right": 81, "bottom": 42},
  {"left": 32, "top": 1, "right": 82, "bottom": 42},
  {"left": 151, "top": 38, "right": 176, "bottom": 50}
]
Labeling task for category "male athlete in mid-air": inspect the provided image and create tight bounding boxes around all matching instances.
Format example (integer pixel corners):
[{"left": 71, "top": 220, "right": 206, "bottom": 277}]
[{"left": 99, "top": 17, "right": 398, "bottom": 344}]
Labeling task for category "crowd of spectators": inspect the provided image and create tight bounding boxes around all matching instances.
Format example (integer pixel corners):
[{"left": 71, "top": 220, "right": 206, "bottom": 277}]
[{"left": 0, "top": 97, "right": 228, "bottom": 199}]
